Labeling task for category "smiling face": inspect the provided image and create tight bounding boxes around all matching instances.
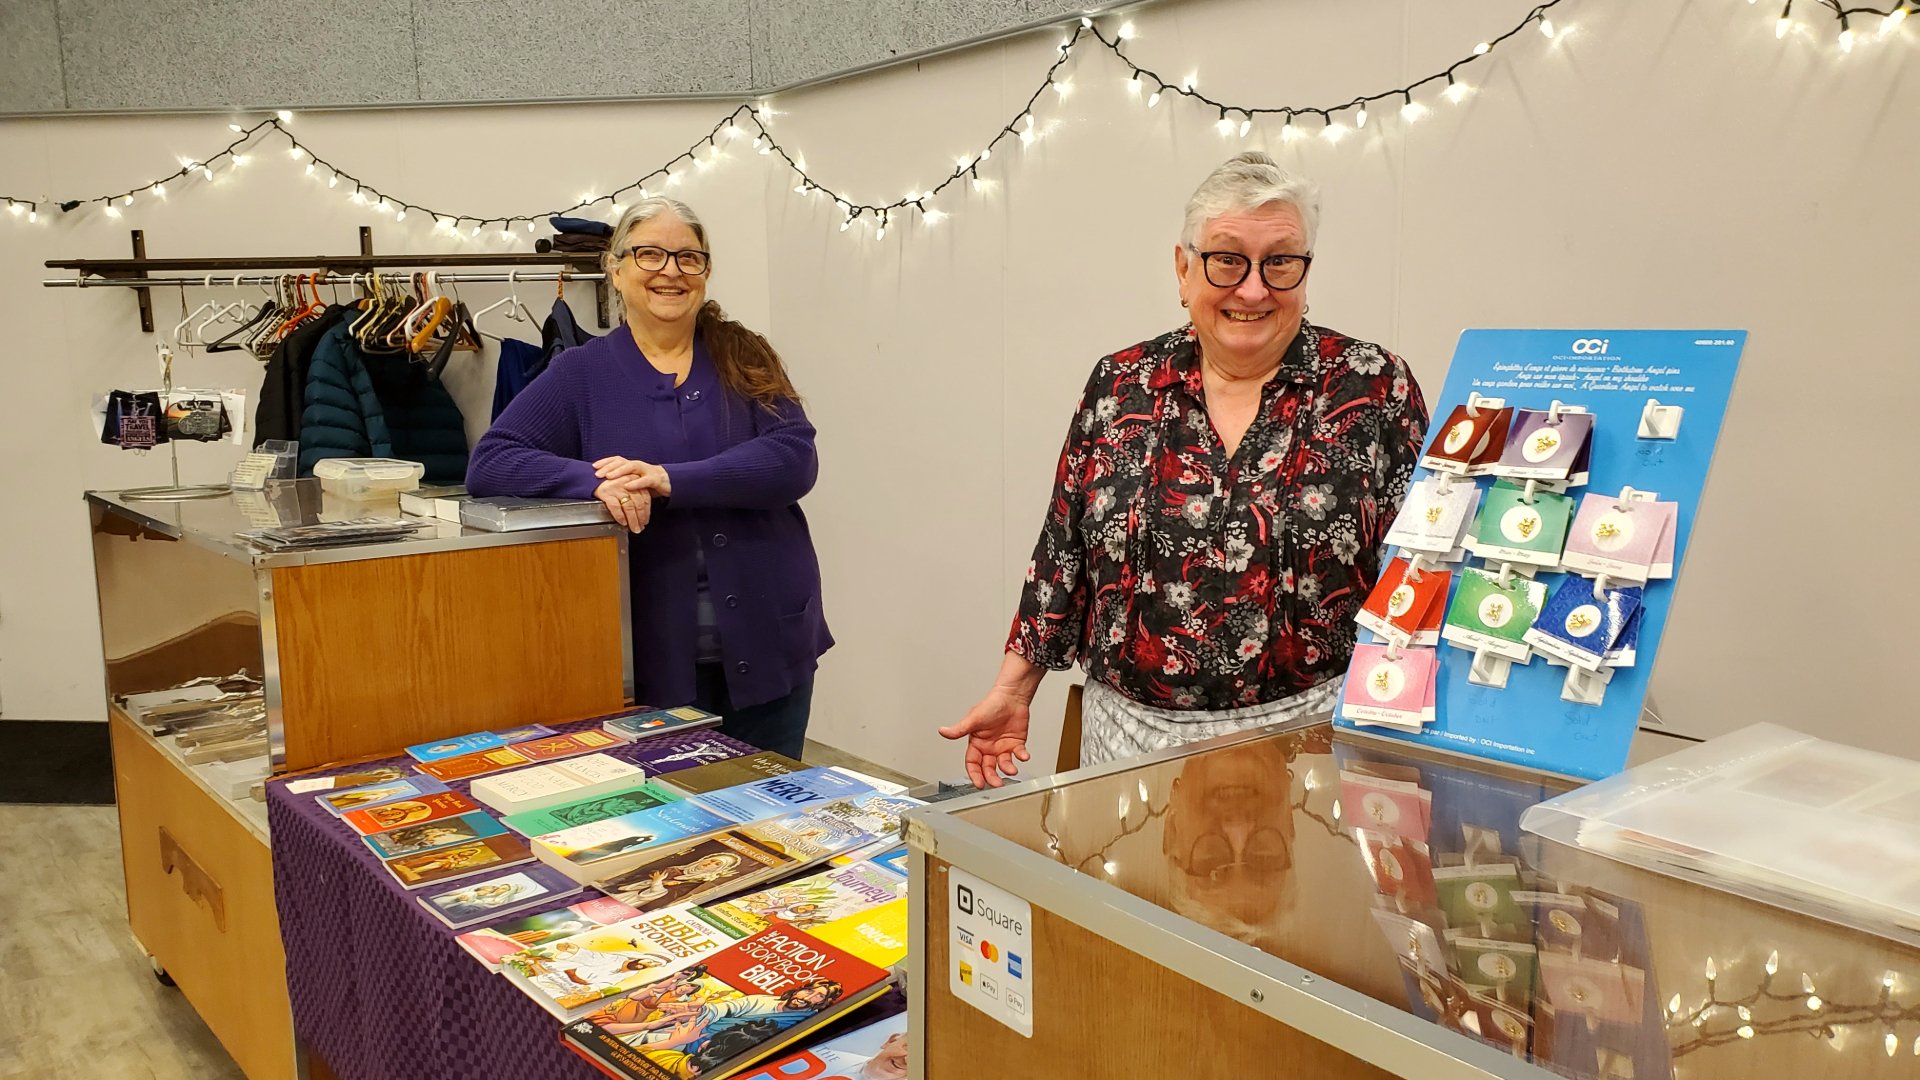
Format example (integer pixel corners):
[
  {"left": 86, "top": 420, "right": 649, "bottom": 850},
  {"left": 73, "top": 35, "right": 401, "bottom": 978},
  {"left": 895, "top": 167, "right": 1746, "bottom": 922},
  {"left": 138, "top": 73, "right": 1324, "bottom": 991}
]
[
  {"left": 610, "top": 212, "right": 709, "bottom": 330},
  {"left": 1174, "top": 202, "right": 1310, "bottom": 372}
]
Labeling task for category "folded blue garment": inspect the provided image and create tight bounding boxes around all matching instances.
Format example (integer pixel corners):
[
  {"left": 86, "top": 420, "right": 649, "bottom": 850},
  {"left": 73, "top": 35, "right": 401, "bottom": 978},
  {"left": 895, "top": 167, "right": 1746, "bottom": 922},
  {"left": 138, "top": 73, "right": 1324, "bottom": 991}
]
[{"left": 548, "top": 215, "right": 614, "bottom": 237}]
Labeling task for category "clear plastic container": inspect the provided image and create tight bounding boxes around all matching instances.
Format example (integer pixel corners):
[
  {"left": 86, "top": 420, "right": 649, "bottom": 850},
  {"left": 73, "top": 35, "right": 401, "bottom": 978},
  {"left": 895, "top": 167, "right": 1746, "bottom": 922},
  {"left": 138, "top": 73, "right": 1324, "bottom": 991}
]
[
  {"left": 1521, "top": 722, "right": 1920, "bottom": 948},
  {"left": 311, "top": 458, "right": 425, "bottom": 501}
]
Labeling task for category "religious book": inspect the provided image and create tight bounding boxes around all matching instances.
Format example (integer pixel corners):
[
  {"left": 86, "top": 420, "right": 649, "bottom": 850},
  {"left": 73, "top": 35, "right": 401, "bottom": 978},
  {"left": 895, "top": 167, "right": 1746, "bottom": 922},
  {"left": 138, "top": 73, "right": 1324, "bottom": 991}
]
[
  {"left": 362, "top": 810, "right": 509, "bottom": 860},
  {"left": 500, "top": 903, "right": 748, "bottom": 1019},
  {"left": 703, "top": 858, "right": 909, "bottom": 937},
  {"left": 689, "top": 768, "right": 876, "bottom": 825},
  {"left": 471, "top": 753, "right": 647, "bottom": 816},
  {"left": 590, "top": 810, "right": 874, "bottom": 913},
  {"left": 620, "top": 733, "right": 754, "bottom": 777},
  {"left": 417, "top": 871, "right": 565, "bottom": 930},
  {"left": 602, "top": 707, "right": 724, "bottom": 742},
  {"left": 456, "top": 895, "right": 643, "bottom": 970},
  {"left": 656, "top": 751, "right": 807, "bottom": 796},
  {"left": 341, "top": 791, "right": 482, "bottom": 836},
  {"left": 732, "top": 1005, "right": 908, "bottom": 1080},
  {"left": 531, "top": 800, "right": 739, "bottom": 885},
  {"left": 382, "top": 834, "right": 536, "bottom": 891},
  {"left": 502, "top": 782, "right": 684, "bottom": 837},
  {"left": 560, "top": 923, "right": 895, "bottom": 1080},
  {"left": 314, "top": 775, "right": 450, "bottom": 816}
]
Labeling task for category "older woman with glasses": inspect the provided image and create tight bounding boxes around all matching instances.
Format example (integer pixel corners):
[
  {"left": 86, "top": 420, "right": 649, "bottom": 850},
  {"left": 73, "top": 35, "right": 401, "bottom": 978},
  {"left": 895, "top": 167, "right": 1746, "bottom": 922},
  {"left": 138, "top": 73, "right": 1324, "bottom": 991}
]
[
  {"left": 941, "top": 152, "right": 1428, "bottom": 786},
  {"left": 469, "top": 197, "right": 830, "bottom": 758}
]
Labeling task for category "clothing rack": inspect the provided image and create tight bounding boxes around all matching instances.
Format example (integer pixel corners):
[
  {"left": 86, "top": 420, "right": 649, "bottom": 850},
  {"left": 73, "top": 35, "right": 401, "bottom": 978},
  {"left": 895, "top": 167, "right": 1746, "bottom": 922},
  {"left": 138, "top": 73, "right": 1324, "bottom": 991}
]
[{"left": 43, "top": 228, "right": 615, "bottom": 329}]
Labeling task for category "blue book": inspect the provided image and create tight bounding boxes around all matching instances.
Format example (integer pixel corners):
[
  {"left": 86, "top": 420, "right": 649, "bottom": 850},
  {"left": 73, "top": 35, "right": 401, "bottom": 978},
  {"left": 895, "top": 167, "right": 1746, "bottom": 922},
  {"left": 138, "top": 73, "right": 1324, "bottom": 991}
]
[
  {"left": 407, "top": 732, "right": 507, "bottom": 762},
  {"left": 532, "top": 799, "right": 736, "bottom": 875},
  {"left": 690, "top": 767, "right": 876, "bottom": 825},
  {"left": 489, "top": 723, "right": 557, "bottom": 743},
  {"left": 315, "top": 775, "right": 451, "bottom": 817},
  {"left": 361, "top": 810, "right": 509, "bottom": 860}
]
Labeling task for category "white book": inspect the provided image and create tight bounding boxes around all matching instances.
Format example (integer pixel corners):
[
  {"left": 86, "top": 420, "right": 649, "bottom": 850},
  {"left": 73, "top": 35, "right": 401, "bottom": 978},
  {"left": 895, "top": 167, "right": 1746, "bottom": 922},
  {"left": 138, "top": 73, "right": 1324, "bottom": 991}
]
[{"left": 469, "top": 753, "right": 645, "bottom": 816}]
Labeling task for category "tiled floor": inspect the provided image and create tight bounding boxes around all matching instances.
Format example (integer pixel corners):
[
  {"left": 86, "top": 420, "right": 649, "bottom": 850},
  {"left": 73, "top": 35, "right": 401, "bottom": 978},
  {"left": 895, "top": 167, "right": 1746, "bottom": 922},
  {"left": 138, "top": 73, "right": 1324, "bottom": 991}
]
[{"left": 0, "top": 738, "right": 919, "bottom": 1080}]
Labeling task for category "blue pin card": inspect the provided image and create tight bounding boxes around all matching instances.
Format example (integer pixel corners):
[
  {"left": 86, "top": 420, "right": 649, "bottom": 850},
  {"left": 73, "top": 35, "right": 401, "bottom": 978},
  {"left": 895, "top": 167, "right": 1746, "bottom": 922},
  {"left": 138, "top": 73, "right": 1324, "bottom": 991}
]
[{"left": 1336, "top": 330, "right": 1745, "bottom": 781}]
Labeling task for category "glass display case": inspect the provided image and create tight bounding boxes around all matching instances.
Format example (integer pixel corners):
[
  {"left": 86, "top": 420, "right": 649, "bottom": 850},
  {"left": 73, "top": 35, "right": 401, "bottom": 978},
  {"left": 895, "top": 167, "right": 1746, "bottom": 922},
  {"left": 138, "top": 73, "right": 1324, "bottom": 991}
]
[{"left": 904, "top": 717, "right": 1920, "bottom": 1079}]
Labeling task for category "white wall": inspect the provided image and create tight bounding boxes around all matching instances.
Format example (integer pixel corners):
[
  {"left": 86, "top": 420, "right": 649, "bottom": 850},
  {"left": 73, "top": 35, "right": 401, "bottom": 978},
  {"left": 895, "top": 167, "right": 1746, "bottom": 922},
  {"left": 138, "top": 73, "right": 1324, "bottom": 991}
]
[{"left": 2, "top": 0, "right": 1914, "bottom": 783}]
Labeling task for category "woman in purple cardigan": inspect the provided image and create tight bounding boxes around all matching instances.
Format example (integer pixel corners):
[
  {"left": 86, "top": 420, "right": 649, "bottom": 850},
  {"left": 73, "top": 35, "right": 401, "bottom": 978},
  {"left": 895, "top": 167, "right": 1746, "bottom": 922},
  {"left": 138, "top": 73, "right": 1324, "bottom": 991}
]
[{"left": 467, "top": 197, "right": 830, "bottom": 757}]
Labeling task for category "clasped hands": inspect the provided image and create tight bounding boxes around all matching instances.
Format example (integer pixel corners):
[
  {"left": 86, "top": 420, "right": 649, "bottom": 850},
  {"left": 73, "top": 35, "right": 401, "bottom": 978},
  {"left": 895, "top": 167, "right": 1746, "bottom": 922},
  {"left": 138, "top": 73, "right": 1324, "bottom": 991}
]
[{"left": 592, "top": 456, "right": 672, "bottom": 534}]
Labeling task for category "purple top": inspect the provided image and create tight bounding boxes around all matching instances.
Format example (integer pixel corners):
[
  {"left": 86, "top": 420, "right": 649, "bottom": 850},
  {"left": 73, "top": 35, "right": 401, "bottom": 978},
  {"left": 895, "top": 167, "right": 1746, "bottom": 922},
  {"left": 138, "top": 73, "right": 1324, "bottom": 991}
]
[{"left": 467, "top": 328, "right": 831, "bottom": 709}]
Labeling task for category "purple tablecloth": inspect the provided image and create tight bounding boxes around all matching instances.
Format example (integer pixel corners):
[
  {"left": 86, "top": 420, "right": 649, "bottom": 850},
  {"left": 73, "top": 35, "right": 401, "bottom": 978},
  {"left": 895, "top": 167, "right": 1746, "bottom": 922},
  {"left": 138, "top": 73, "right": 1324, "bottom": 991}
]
[{"left": 267, "top": 722, "right": 756, "bottom": 1080}]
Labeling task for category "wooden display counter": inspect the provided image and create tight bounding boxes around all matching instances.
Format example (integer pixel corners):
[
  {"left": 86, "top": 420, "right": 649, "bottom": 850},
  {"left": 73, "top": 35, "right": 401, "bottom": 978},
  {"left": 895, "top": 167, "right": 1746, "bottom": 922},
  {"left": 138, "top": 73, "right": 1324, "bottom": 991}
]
[{"left": 88, "top": 484, "right": 631, "bottom": 1079}]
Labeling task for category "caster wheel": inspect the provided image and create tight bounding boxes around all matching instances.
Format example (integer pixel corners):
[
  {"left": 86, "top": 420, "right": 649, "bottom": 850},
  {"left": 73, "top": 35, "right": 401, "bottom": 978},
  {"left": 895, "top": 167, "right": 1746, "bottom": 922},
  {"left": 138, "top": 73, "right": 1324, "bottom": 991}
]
[{"left": 149, "top": 956, "right": 176, "bottom": 987}]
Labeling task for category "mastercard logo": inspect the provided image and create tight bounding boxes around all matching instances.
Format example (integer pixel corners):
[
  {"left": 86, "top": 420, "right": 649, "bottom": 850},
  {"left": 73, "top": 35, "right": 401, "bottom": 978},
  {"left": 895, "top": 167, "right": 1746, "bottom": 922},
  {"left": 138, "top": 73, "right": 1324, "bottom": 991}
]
[{"left": 980, "top": 941, "right": 1000, "bottom": 962}]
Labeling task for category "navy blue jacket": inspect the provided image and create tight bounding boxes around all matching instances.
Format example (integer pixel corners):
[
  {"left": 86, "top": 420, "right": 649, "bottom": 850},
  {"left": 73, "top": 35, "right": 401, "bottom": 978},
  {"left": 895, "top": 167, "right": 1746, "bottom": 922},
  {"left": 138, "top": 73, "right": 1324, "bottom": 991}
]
[{"left": 299, "top": 322, "right": 468, "bottom": 482}]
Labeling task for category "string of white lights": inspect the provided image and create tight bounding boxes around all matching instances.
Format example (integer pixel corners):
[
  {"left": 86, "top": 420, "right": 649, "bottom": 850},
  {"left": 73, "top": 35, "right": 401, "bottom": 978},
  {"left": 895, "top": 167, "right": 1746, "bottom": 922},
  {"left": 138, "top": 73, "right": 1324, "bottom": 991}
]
[{"left": 3, "top": 0, "right": 1907, "bottom": 235}]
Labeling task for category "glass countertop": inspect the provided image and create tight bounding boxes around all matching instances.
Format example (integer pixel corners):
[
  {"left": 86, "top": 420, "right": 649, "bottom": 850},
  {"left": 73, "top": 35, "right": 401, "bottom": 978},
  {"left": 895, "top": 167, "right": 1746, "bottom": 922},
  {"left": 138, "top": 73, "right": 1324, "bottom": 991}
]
[
  {"left": 87, "top": 481, "right": 619, "bottom": 567},
  {"left": 950, "top": 722, "right": 1920, "bottom": 1079}
]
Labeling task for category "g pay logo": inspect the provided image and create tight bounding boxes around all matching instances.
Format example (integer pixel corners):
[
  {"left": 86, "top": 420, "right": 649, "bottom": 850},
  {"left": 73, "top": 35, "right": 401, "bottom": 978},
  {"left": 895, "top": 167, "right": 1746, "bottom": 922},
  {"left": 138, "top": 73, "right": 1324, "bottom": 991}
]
[
  {"left": 1571, "top": 338, "right": 1609, "bottom": 355},
  {"left": 957, "top": 884, "right": 975, "bottom": 915}
]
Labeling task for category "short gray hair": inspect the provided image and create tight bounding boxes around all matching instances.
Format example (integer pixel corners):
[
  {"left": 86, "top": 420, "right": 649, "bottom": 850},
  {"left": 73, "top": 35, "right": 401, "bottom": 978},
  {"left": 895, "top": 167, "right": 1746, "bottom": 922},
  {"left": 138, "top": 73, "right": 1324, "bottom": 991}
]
[{"left": 1181, "top": 152, "right": 1320, "bottom": 251}]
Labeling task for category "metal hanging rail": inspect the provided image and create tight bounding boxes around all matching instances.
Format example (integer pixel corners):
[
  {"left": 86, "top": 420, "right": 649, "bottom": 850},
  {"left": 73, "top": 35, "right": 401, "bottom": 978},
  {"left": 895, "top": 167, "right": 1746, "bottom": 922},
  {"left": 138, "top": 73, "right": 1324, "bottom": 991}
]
[
  {"left": 42, "top": 227, "right": 615, "bottom": 328},
  {"left": 42, "top": 270, "right": 608, "bottom": 287}
]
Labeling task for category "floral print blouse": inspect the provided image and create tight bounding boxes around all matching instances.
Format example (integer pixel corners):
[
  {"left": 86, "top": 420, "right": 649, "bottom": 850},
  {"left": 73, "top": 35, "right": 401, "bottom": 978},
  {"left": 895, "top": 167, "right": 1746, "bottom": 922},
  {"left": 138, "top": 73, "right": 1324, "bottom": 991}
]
[{"left": 1007, "top": 322, "right": 1429, "bottom": 711}]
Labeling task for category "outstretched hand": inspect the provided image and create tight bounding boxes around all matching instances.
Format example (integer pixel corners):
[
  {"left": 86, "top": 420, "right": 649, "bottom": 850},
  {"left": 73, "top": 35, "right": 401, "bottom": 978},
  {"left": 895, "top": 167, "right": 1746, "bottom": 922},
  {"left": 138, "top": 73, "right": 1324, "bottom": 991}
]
[{"left": 938, "top": 690, "right": 1033, "bottom": 790}]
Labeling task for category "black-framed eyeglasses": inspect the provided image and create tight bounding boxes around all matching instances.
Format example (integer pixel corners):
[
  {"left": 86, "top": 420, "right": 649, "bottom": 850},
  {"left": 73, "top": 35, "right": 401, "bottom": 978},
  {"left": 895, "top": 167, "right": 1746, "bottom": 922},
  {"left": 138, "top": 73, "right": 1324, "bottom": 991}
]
[
  {"left": 624, "top": 246, "right": 711, "bottom": 275},
  {"left": 1190, "top": 247, "right": 1313, "bottom": 291}
]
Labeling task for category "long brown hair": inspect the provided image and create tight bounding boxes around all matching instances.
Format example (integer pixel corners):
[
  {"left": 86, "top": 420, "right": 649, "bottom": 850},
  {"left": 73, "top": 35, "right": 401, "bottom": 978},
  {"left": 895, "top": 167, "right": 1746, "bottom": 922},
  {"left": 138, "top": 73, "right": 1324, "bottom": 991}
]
[{"left": 606, "top": 197, "right": 801, "bottom": 407}]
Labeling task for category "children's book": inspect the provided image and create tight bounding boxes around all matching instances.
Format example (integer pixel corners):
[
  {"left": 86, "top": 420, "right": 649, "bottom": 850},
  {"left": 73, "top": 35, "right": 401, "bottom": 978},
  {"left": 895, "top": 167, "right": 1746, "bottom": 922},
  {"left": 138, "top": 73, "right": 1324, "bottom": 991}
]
[
  {"left": 733, "top": 1007, "right": 908, "bottom": 1080},
  {"left": 560, "top": 923, "right": 894, "bottom": 1080},
  {"left": 501, "top": 904, "right": 748, "bottom": 1019},
  {"left": 703, "top": 859, "right": 909, "bottom": 937},
  {"left": 456, "top": 896, "right": 643, "bottom": 969}
]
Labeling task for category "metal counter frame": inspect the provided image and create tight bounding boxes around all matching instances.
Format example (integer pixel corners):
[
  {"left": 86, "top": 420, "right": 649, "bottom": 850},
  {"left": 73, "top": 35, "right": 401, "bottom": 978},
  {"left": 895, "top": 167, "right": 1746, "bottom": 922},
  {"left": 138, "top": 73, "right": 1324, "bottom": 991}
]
[{"left": 902, "top": 717, "right": 1550, "bottom": 1080}]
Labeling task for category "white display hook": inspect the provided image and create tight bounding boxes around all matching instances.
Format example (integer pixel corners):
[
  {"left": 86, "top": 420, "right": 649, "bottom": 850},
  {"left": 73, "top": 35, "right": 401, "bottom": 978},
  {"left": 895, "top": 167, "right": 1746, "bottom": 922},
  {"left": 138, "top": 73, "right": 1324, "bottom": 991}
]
[
  {"left": 1521, "top": 479, "right": 1539, "bottom": 506},
  {"left": 1639, "top": 397, "right": 1683, "bottom": 440},
  {"left": 1496, "top": 561, "right": 1516, "bottom": 589},
  {"left": 1547, "top": 399, "right": 1569, "bottom": 425},
  {"left": 1405, "top": 552, "right": 1431, "bottom": 582},
  {"left": 1592, "top": 573, "right": 1611, "bottom": 601},
  {"left": 1384, "top": 640, "right": 1404, "bottom": 662},
  {"left": 1613, "top": 486, "right": 1637, "bottom": 512},
  {"left": 1465, "top": 390, "right": 1488, "bottom": 418}
]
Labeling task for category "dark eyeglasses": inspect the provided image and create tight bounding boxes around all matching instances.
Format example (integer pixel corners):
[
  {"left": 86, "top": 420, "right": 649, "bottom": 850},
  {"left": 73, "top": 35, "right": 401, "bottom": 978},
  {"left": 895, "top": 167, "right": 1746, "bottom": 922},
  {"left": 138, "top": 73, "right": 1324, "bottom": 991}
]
[
  {"left": 624, "top": 246, "right": 711, "bottom": 275},
  {"left": 1190, "top": 247, "right": 1313, "bottom": 291},
  {"left": 1172, "top": 825, "right": 1294, "bottom": 882}
]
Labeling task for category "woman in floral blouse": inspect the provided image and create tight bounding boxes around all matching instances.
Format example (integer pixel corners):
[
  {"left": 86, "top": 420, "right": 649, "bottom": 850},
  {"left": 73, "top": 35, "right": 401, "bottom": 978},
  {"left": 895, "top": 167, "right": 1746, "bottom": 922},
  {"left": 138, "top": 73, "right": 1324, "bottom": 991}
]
[{"left": 940, "top": 152, "right": 1428, "bottom": 787}]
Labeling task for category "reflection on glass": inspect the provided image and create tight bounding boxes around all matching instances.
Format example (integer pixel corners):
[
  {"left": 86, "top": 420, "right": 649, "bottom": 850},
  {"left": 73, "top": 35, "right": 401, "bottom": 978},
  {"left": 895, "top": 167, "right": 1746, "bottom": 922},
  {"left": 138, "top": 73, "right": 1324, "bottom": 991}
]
[{"left": 962, "top": 724, "right": 1920, "bottom": 1078}]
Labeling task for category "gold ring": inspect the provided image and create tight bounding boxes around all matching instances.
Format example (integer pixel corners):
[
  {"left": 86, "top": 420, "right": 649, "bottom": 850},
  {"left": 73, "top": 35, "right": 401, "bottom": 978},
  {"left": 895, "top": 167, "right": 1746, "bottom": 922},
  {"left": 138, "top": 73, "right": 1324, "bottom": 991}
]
[{"left": 618, "top": 496, "right": 633, "bottom": 504}]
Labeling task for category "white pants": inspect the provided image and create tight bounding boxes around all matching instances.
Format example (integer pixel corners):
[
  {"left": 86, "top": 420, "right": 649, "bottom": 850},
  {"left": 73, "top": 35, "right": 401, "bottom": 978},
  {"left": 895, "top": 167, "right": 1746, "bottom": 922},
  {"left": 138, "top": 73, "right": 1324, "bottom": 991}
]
[{"left": 1079, "top": 678, "right": 1338, "bottom": 768}]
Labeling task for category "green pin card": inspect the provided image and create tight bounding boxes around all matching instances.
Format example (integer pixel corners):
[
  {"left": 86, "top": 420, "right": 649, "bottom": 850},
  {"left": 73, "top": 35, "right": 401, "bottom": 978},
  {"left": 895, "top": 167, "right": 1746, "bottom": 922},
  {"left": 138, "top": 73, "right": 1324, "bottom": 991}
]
[
  {"left": 1441, "top": 568, "right": 1548, "bottom": 663},
  {"left": 1466, "top": 480, "right": 1573, "bottom": 567}
]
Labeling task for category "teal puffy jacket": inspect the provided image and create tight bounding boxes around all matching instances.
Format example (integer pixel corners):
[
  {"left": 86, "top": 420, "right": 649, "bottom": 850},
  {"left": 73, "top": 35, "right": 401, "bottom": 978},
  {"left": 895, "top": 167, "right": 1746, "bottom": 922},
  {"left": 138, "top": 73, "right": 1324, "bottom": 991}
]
[{"left": 297, "top": 322, "right": 468, "bottom": 482}]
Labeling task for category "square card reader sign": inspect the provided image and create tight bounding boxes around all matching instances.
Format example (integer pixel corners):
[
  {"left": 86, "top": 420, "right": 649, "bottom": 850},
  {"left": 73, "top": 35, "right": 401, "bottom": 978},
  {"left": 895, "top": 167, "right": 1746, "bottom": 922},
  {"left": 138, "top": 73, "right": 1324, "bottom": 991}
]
[{"left": 949, "top": 867, "right": 1034, "bottom": 1037}]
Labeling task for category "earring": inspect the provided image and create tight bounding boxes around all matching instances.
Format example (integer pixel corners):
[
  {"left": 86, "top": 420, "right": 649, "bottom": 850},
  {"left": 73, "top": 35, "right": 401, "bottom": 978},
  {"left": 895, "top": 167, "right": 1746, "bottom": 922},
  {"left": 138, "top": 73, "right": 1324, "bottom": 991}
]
[{"left": 1180, "top": 297, "right": 1189, "bottom": 309}]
